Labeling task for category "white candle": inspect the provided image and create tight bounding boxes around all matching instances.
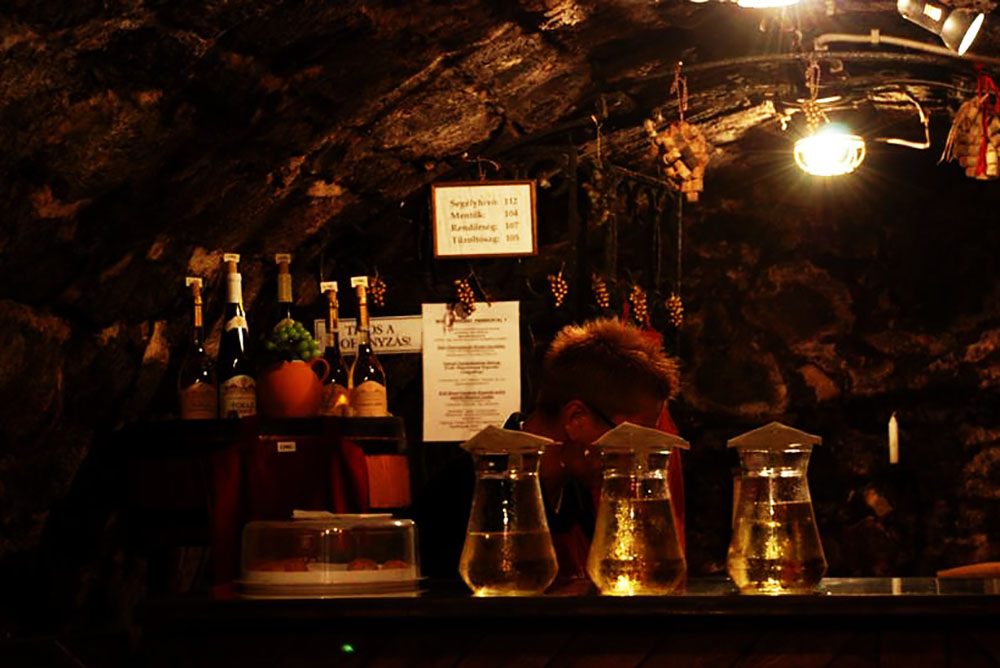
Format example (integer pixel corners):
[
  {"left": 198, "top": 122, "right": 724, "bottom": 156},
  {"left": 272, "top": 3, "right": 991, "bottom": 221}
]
[{"left": 888, "top": 412, "right": 899, "bottom": 465}]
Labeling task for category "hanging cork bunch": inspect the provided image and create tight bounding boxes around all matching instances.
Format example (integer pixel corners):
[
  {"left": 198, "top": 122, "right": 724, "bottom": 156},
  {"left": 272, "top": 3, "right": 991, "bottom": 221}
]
[
  {"left": 941, "top": 73, "right": 1000, "bottom": 180},
  {"left": 644, "top": 62, "right": 710, "bottom": 202},
  {"left": 644, "top": 120, "right": 711, "bottom": 202},
  {"left": 591, "top": 273, "right": 611, "bottom": 310},
  {"left": 369, "top": 274, "right": 387, "bottom": 308},
  {"left": 547, "top": 267, "right": 569, "bottom": 308},
  {"left": 454, "top": 278, "right": 476, "bottom": 315},
  {"left": 629, "top": 284, "right": 650, "bottom": 327},
  {"left": 666, "top": 292, "right": 684, "bottom": 328}
]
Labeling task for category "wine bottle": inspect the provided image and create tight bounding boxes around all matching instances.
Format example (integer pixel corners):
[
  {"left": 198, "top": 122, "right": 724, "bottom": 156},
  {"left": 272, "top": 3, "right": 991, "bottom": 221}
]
[
  {"left": 178, "top": 277, "right": 218, "bottom": 419},
  {"left": 349, "top": 276, "right": 388, "bottom": 416},
  {"left": 274, "top": 253, "right": 294, "bottom": 328},
  {"left": 218, "top": 253, "right": 256, "bottom": 418},
  {"left": 319, "top": 281, "right": 351, "bottom": 416}
]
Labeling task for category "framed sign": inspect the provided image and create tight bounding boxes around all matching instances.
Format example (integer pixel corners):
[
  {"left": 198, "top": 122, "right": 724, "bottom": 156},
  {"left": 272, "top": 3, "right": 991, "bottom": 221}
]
[{"left": 431, "top": 180, "right": 537, "bottom": 258}]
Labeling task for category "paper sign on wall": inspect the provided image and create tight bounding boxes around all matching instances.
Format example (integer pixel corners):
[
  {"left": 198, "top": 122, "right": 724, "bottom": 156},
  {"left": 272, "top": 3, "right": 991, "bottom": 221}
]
[
  {"left": 431, "top": 181, "right": 537, "bottom": 258},
  {"left": 421, "top": 301, "right": 521, "bottom": 442},
  {"left": 313, "top": 315, "right": 422, "bottom": 355}
]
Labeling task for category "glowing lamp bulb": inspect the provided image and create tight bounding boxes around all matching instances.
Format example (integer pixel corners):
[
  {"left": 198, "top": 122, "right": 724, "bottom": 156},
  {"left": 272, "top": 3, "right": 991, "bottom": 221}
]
[
  {"left": 794, "top": 127, "right": 867, "bottom": 176},
  {"left": 690, "top": 0, "right": 799, "bottom": 4}
]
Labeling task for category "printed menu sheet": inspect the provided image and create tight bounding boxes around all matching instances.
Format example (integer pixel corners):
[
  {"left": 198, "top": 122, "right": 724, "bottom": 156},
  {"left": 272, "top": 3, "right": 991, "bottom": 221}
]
[{"left": 421, "top": 301, "right": 521, "bottom": 442}]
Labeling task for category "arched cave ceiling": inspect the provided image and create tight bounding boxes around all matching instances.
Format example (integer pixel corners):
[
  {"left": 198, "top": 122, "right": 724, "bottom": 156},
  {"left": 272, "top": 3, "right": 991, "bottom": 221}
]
[
  {"left": 2, "top": 0, "right": 1000, "bottom": 322},
  {"left": 4, "top": 0, "right": 1000, "bottom": 585}
]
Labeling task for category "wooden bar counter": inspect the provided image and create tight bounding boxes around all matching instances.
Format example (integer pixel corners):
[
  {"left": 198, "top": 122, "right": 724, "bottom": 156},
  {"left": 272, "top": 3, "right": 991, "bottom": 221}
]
[{"left": 138, "top": 577, "right": 1000, "bottom": 667}]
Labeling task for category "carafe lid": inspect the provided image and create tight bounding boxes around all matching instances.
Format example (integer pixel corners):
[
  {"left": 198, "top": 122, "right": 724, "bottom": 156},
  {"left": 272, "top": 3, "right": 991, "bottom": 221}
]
[
  {"left": 461, "top": 424, "right": 553, "bottom": 454},
  {"left": 593, "top": 422, "right": 690, "bottom": 453},
  {"left": 727, "top": 421, "right": 821, "bottom": 449}
]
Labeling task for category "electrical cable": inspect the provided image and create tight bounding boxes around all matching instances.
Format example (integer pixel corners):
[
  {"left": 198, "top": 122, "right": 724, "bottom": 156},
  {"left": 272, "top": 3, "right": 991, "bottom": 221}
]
[{"left": 813, "top": 30, "right": 1000, "bottom": 67}]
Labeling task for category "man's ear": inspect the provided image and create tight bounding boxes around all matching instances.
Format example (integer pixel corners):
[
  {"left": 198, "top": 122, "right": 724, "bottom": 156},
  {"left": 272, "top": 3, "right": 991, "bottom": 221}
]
[{"left": 560, "top": 399, "right": 590, "bottom": 442}]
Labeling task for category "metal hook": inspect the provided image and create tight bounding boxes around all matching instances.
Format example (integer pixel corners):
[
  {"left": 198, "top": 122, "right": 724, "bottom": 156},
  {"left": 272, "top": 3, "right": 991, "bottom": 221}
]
[
  {"left": 591, "top": 114, "right": 603, "bottom": 162},
  {"left": 462, "top": 153, "right": 501, "bottom": 181}
]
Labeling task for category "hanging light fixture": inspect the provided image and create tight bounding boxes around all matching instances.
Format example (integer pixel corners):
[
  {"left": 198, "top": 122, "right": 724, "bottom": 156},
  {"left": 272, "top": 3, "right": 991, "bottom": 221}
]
[
  {"left": 736, "top": 0, "right": 799, "bottom": 6},
  {"left": 689, "top": 0, "right": 799, "bottom": 6},
  {"left": 897, "top": 0, "right": 985, "bottom": 55},
  {"left": 794, "top": 126, "right": 867, "bottom": 176},
  {"left": 791, "top": 62, "right": 866, "bottom": 177}
]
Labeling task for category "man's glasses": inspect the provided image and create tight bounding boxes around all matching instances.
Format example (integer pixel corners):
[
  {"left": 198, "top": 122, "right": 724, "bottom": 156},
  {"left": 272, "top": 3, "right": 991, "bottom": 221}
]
[
  {"left": 582, "top": 401, "right": 617, "bottom": 430},
  {"left": 582, "top": 399, "right": 666, "bottom": 431}
]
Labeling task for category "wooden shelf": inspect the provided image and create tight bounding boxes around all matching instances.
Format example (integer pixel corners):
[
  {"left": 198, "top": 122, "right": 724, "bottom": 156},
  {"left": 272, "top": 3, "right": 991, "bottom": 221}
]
[{"left": 114, "top": 415, "right": 407, "bottom": 455}]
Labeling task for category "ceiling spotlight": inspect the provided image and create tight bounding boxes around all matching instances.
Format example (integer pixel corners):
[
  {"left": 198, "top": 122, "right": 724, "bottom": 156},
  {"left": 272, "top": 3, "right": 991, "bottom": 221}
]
[
  {"left": 897, "top": 0, "right": 985, "bottom": 55},
  {"left": 794, "top": 126, "right": 867, "bottom": 176}
]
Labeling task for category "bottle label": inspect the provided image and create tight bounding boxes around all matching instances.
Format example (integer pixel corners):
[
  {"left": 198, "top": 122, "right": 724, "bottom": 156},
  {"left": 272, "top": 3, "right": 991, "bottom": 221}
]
[
  {"left": 225, "top": 314, "right": 248, "bottom": 332},
  {"left": 180, "top": 383, "right": 218, "bottom": 419},
  {"left": 220, "top": 375, "right": 257, "bottom": 418},
  {"left": 320, "top": 383, "right": 351, "bottom": 416},
  {"left": 351, "top": 380, "right": 387, "bottom": 417}
]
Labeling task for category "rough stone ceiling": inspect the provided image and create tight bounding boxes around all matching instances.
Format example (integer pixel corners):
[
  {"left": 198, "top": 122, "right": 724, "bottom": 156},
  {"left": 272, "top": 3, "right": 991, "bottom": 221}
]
[
  {"left": 524, "top": 0, "right": 1000, "bottom": 168},
  {"left": 3, "top": 0, "right": 1000, "bottom": 319}
]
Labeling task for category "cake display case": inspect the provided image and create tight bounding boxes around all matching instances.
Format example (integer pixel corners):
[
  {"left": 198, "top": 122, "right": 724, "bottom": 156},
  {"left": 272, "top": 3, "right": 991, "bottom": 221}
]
[{"left": 239, "top": 512, "right": 420, "bottom": 598}]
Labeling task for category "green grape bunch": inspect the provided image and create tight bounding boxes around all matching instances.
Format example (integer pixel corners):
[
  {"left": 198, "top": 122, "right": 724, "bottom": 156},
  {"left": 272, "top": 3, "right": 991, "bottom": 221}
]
[{"left": 264, "top": 318, "right": 321, "bottom": 361}]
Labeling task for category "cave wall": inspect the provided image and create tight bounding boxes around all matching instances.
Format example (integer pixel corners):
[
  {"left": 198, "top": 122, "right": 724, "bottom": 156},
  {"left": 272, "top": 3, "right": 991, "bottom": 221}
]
[
  {"left": 680, "top": 143, "right": 1000, "bottom": 576},
  {"left": 1, "top": 0, "right": 999, "bottom": 632}
]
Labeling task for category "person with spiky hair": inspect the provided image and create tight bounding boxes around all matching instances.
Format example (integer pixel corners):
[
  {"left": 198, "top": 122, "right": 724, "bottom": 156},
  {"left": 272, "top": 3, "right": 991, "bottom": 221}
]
[
  {"left": 416, "top": 318, "right": 685, "bottom": 581},
  {"left": 511, "top": 318, "right": 683, "bottom": 578}
]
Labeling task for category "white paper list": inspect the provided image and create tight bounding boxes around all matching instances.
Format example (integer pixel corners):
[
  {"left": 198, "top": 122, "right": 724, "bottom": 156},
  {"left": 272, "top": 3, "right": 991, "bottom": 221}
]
[{"left": 421, "top": 301, "right": 521, "bottom": 442}]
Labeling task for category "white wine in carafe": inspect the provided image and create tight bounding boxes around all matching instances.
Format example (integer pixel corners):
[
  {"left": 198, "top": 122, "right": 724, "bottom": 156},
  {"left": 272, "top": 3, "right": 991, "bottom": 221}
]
[
  {"left": 459, "top": 530, "right": 558, "bottom": 597},
  {"left": 588, "top": 497, "right": 686, "bottom": 595},
  {"left": 727, "top": 500, "right": 826, "bottom": 594}
]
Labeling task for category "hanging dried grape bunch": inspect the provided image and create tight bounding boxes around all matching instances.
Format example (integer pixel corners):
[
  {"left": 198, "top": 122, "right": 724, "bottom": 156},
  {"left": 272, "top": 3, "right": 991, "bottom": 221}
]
[
  {"left": 547, "top": 268, "right": 569, "bottom": 308},
  {"left": 629, "top": 284, "right": 649, "bottom": 326},
  {"left": 582, "top": 163, "right": 617, "bottom": 226},
  {"left": 801, "top": 99, "right": 827, "bottom": 135},
  {"left": 454, "top": 278, "right": 476, "bottom": 314},
  {"left": 666, "top": 292, "right": 684, "bottom": 328},
  {"left": 369, "top": 274, "right": 387, "bottom": 308},
  {"left": 591, "top": 273, "right": 610, "bottom": 310}
]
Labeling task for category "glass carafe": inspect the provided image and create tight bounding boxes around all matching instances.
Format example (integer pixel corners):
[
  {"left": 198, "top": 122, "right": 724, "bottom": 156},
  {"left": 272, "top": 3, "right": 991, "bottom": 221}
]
[
  {"left": 459, "top": 427, "right": 558, "bottom": 596},
  {"left": 586, "top": 423, "right": 689, "bottom": 596},
  {"left": 727, "top": 422, "right": 827, "bottom": 595}
]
